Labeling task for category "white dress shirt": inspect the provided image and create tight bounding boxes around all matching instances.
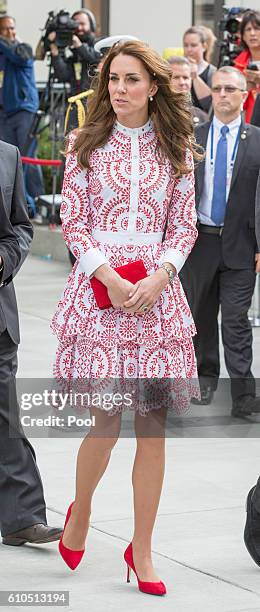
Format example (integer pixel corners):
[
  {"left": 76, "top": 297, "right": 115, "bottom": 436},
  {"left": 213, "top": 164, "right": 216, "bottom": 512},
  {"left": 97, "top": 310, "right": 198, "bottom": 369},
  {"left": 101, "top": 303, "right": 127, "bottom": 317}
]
[{"left": 198, "top": 115, "right": 242, "bottom": 226}]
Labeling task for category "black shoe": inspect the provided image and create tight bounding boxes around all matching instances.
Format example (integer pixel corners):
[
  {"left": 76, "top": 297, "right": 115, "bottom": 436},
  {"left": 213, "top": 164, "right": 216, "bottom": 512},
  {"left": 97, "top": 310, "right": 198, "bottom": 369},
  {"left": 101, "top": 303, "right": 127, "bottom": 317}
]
[
  {"left": 231, "top": 395, "right": 260, "bottom": 418},
  {"left": 244, "top": 486, "right": 260, "bottom": 566},
  {"left": 2, "top": 524, "right": 63, "bottom": 546},
  {"left": 191, "top": 386, "right": 214, "bottom": 405}
]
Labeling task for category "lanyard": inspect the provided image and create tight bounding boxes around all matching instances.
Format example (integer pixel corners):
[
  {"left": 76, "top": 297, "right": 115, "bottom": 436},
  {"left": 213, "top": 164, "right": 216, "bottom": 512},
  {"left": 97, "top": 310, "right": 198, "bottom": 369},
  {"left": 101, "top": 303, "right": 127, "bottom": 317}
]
[{"left": 210, "top": 122, "right": 241, "bottom": 175}]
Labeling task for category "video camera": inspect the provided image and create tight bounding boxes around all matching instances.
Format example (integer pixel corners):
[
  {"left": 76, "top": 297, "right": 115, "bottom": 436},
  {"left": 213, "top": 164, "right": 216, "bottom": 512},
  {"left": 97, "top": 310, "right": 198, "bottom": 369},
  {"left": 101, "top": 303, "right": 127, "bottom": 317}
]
[
  {"left": 218, "top": 7, "right": 246, "bottom": 66},
  {"left": 42, "top": 10, "right": 78, "bottom": 55}
]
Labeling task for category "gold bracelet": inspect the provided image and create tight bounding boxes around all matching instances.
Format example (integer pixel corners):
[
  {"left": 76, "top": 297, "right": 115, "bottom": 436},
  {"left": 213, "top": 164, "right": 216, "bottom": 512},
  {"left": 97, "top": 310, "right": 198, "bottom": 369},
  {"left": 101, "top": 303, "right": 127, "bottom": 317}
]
[{"left": 158, "top": 264, "right": 176, "bottom": 284}]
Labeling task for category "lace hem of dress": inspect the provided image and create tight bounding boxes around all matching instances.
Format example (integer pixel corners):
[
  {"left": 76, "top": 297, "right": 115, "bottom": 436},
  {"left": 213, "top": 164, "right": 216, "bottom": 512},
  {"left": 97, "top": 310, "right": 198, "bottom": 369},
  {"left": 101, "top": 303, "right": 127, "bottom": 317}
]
[{"left": 51, "top": 376, "right": 199, "bottom": 417}]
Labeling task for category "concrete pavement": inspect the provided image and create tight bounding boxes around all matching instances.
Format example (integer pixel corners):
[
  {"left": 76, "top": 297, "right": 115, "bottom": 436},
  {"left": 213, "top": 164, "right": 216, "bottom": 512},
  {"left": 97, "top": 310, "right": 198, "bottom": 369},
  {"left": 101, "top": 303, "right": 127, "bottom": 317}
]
[{"left": 1, "top": 254, "right": 260, "bottom": 612}]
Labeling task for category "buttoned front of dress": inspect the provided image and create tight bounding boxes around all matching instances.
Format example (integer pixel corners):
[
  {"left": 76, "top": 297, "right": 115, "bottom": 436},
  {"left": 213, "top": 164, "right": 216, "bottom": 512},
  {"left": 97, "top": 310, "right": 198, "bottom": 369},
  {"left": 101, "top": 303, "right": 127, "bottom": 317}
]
[{"left": 117, "top": 123, "right": 141, "bottom": 233}]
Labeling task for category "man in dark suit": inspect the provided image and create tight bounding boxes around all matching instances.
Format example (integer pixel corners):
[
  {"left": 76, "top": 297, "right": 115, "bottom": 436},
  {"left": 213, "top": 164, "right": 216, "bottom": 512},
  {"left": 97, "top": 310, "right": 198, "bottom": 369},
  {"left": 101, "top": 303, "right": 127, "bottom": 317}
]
[
  {"left": 243, "top": 175, "right": 260, "bottom": 566},
  {"left": 0, "top": 140, "right": 62, "bottom": 545},
  {"left": 181, "top": 65, "right": 260, "bottom": 417},
  {"left": 251, "top": 93, "right": 260, "bottom": 128},
  {"left": 256, "top": 172, "right": 260, "bottom": 240}
]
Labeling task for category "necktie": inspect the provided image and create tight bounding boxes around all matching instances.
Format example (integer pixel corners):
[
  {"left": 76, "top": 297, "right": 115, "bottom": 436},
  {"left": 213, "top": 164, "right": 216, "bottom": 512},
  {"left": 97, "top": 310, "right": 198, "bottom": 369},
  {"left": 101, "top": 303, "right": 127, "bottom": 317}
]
[{"left": 211, "top": 125, "right": 229, "bottom": 226}]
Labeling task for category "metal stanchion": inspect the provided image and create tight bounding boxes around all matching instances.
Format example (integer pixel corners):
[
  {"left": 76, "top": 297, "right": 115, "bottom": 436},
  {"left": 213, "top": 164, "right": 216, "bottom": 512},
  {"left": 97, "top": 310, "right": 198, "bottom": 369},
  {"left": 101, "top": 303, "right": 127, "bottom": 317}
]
[
  {"left": 21, "top": 157, "right": 63, "bottom": 228},
  {"left": 249, "top": 273, "right": 260, "bottom": 327}
]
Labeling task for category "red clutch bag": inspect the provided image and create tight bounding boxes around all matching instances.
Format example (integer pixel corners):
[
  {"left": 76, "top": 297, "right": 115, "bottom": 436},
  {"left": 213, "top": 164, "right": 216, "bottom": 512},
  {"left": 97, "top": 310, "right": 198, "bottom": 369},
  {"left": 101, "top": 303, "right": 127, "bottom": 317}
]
[{"left": 90, "top": 260, "right": 148, "bottom": 309}]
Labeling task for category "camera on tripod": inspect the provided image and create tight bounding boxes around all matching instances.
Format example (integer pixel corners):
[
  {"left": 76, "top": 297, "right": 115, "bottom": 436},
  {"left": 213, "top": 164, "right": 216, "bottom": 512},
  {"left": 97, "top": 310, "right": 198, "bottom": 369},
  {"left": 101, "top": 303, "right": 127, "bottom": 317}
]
[
  {"left": 220, "top": 7, "right": 242, "bottom": 37},
  {"left": 218, "top": 7, "right": 245, "bottom": 66},
  {"left": 42, "top": 10, "right": 78, "bottom": 55}
]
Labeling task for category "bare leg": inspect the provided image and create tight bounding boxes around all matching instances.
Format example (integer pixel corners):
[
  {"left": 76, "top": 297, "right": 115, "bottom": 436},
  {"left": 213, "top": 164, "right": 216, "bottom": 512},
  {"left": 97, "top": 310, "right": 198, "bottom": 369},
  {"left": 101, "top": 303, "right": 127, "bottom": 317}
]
[
  {"left": 62, "top": 407, "right": 122, "bottom": 550},
  {"left": 131, "top": 406, "right": 167, "bottom": 582}
]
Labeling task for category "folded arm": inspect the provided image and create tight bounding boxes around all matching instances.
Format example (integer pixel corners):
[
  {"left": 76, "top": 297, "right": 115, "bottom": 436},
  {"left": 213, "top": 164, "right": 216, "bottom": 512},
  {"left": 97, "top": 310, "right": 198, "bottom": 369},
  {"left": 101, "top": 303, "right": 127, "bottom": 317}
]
[
  {"left": 0, "top": 38, "right": 34, "bottom": 66},
  {"left": 0, "top": 148, "right": 33, "bottom": 286}
]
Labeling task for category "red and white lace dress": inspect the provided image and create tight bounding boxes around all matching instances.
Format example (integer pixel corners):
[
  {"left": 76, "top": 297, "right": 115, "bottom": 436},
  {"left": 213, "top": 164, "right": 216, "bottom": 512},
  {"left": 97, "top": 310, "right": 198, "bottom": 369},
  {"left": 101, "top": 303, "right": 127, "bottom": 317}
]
[{"left": 51, "top": 119, "right": 199, "bottom": 414}]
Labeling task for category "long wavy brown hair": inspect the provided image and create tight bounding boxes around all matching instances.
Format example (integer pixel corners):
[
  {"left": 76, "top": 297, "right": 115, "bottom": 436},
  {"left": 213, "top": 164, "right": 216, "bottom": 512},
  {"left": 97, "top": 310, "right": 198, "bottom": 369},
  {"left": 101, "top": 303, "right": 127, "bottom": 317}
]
[{"left": 70, "top": 40, "right": 203, "bottom": 176}]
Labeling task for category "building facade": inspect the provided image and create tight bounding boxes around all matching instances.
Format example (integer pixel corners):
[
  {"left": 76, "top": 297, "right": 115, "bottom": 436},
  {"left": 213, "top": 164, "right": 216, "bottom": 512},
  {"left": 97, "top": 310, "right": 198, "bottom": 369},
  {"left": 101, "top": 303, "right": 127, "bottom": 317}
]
[{"left": 1, "top": 1, "right": 260, "bottom": 80}]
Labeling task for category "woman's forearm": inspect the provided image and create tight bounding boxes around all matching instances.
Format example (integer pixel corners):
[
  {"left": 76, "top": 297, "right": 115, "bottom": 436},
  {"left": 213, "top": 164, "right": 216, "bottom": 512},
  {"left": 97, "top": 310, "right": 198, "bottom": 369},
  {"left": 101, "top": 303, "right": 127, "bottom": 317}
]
[
  {"left": 192, "top": 75, "right": 212, "bottom": 100},
  {"left": 92, "top": 263, "right": 120, "bottom": 288}
]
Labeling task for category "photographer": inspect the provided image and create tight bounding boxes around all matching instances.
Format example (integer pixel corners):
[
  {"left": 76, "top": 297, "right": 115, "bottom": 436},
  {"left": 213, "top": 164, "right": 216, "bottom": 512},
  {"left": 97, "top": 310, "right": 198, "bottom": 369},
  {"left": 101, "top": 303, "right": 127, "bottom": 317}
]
[
  {"left": 48, "top": 9, "right": 100, "bottom": 95},
  {"left": 0, "top": 14, "right": 44, "bottom": 201},
  {"left": 234, "top": 10, "right": 260, "bottom": 122}
]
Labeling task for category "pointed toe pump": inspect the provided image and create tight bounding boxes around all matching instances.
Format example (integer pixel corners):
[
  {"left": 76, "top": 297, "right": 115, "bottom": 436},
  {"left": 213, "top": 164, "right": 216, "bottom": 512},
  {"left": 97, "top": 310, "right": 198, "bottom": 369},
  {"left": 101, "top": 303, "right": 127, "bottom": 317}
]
[
  {"left": 58, "top": 502, "right": 85, "bottom": 570},
  {"left": 124, "top": 542, "right": 167, "bottom": 596}
]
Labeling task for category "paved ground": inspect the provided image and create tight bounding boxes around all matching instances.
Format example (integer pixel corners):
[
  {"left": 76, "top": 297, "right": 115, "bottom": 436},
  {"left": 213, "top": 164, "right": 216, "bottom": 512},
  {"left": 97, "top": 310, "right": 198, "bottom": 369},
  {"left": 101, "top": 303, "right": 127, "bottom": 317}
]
[{"left": 1, "top": 254, "right": 260, "bottom": 612}]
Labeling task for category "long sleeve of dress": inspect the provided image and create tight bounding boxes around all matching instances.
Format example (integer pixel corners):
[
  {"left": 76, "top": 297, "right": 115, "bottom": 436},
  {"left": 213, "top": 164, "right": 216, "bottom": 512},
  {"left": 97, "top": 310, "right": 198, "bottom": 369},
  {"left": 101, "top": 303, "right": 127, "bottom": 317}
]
[
  {"left": 159, "top": 150, "right": 198, "bottom": 273},
  {"left": 60, "top": 137, "right": 110, "bottom": 277}
]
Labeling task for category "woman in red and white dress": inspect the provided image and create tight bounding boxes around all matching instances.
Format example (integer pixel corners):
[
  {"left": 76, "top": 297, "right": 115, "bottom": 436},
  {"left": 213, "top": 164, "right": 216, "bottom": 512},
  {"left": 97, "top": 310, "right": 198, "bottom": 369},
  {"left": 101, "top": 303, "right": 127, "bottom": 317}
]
[{"left": 51, "top": 40, "right": 202, "bottom": 595}]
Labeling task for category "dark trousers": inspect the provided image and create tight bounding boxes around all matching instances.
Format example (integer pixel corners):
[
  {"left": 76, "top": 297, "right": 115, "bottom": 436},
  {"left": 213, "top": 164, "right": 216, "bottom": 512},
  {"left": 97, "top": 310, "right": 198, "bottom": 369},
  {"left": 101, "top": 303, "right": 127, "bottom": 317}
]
[
  {"left": 3, "top": 110, "right": 44, "bottom": 199},
  {"left": 0, "top": 330, "right": 46, "bottom": 536},
  {"left": 181, "top": 232, "right": 256, "bottom": 401}
]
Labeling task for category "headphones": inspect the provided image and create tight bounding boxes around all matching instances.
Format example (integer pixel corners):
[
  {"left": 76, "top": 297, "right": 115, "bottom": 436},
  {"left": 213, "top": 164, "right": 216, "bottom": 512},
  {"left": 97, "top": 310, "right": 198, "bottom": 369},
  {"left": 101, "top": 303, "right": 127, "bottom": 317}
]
[{"left": 72, "top": 9, "right": 96, "bottom": 33}]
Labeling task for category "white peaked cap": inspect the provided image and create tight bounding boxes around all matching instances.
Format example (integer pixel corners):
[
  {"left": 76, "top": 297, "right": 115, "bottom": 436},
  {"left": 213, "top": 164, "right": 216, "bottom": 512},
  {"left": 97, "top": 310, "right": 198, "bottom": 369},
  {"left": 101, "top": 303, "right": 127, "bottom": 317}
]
[{"left": 94, "top": 35, "right": 139, "bottom": 55}]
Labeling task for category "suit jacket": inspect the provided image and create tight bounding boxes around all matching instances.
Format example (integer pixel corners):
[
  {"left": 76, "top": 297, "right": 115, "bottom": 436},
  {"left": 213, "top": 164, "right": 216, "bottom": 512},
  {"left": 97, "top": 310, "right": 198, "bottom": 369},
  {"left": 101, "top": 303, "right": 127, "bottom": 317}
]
[
  {"left": 256, "top": 173, "right": 260, "bottom": 251},
  {"left": 251, "top": 94, "right": 260, "bottom": 128},
  {"left": 0, "top": 140, "right": 33, "bottom": 344},
  {"left": 195, "top": 119, "right": 260, "bottom": 269}
]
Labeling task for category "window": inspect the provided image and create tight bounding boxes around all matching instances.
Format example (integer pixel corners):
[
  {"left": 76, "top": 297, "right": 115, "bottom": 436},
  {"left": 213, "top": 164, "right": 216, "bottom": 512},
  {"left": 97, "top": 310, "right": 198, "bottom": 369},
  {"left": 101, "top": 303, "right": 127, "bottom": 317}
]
[{"left": 193, "top": 0, "right": 223, "bottom": 34}]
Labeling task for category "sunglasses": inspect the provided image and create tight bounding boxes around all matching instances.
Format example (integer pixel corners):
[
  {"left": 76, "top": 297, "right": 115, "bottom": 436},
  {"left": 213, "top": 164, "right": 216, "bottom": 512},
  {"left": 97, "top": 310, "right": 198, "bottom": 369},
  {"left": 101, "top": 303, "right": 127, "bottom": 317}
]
[{"left": 211, "top": 85, "right": 244, "bottom": 94}]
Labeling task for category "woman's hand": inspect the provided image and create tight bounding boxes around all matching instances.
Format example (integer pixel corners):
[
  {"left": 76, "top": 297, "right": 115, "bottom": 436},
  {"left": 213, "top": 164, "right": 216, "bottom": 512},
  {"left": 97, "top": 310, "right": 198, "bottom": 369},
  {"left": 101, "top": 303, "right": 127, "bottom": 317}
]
[
  {"left": 187, "top": 57, "right": 198, "bottom": 80},
  {"left": 106, "top": 276, "right": 135, "bottom": 309},
  {"left": 123, "top": 269, "right": 169, "bottom": 314},
  {"left": 244, "top": 68, "right": 260, "bottom": 88}
]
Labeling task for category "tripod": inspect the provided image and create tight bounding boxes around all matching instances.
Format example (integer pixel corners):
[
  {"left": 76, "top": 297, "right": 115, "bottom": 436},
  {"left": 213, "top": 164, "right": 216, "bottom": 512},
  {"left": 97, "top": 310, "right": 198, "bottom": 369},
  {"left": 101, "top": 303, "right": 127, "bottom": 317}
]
[
  {"left": 47, "top": 73, "right": 69, "bottom": 226},
  {"left": 24, "top": 60, "right": 70, "bottom": 225}
]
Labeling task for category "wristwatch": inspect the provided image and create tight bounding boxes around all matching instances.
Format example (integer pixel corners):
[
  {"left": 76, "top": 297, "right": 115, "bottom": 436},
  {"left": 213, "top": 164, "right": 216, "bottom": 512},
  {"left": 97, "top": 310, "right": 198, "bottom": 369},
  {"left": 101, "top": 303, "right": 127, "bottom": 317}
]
[{"left": 159, "top": 263, "right": 176, "bottom": 285}]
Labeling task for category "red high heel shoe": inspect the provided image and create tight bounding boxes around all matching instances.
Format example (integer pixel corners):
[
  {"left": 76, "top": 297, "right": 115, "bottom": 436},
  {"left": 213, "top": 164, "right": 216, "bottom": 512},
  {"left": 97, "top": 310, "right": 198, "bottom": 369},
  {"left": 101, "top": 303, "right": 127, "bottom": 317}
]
[
  {"left": 58, "top": 502, "right": 85, "bottom": 570},
  {"left": 124, "top": 542, "right": 167, "bottom": 596}
]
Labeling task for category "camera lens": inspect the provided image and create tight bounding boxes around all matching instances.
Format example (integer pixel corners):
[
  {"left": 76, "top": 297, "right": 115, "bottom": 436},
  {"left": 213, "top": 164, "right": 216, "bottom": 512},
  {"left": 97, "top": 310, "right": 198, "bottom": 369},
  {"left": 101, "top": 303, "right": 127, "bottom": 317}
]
[{"left": 227, "top": 18, "right": 240, "bottom": 35}]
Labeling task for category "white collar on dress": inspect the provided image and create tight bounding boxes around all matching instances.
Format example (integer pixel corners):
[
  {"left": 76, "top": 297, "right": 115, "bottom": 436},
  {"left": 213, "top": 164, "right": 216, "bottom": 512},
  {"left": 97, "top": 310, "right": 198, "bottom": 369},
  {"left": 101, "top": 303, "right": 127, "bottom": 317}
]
[{"left": 114, "top": 118, "right": 153, "bottom": 136}]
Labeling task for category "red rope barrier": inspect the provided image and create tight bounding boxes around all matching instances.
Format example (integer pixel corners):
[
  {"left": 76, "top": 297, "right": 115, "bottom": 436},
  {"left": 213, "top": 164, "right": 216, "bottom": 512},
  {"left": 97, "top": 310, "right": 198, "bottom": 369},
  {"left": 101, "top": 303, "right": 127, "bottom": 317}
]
[{"left": 21, "top": 156, "right": 62, "bottom": 167}]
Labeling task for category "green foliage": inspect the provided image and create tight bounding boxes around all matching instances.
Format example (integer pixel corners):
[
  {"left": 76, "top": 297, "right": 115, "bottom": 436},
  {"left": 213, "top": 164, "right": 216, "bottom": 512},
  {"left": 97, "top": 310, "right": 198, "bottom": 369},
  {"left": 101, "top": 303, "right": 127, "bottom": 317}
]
[{"left": 37, "top": 127, "right": 62, "bottom": 194}]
